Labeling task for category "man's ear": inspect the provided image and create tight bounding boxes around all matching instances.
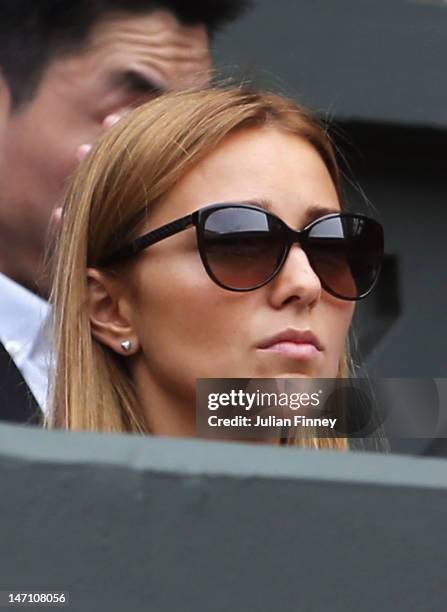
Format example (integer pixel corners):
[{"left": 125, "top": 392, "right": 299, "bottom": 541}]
[
  {"left": 87, "top": 268, "right": 139, "bottom": 356},
  {"left": 0, "top": 72, "right": 10, "bottom": 153}
]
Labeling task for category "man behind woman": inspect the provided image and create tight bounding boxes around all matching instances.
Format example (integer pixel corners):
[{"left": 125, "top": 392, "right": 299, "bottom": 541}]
[{"left": 0, "top": 0, "right": 250, "bottom": 422}]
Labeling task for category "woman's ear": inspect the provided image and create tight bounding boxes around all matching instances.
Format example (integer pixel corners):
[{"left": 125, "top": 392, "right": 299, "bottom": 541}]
[{"left": 87, "top": 268, "right": 139, "bottom": 356}]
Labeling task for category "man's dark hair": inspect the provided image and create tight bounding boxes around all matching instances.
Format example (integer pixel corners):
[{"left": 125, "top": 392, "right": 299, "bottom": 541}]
[{"left": 0, "top": 0, "right": 251, "bottom": 108}]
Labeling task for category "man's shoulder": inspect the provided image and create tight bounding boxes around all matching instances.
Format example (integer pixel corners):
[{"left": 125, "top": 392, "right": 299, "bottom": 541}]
[
  {"left": 0, "top": 273, "right": 50, "bottom": 417},
  {"left": 0, "top": 338, "right": 42, "bottom": 424}
]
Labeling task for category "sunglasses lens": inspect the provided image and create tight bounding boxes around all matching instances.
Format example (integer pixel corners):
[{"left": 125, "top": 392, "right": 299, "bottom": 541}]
[
  {"left": 307, "top": 216, "right": 384, "bottom": 299},
  {"left": 203, "top": 207, "right": 285, "bottom": 290}
]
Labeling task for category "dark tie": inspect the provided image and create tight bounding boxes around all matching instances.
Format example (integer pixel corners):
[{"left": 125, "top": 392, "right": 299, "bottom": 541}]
[{"left": 0, "top": 341, "right": 42, "bottom": 425}]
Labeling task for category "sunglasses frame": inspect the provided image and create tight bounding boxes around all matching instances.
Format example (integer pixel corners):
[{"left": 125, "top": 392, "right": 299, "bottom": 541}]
[{"left": 100, "top": 202, "right": 384, "bottom": 301}]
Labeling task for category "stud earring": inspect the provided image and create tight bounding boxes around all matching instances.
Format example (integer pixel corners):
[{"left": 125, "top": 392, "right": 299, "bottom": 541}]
[{"left": 121, "top": 340, "right": 132, "bottom": 352}]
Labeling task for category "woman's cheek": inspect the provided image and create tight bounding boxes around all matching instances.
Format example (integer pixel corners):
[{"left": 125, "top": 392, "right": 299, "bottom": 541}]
[{"left": 331, "top": 304, "right": 355, "bottom": 372}]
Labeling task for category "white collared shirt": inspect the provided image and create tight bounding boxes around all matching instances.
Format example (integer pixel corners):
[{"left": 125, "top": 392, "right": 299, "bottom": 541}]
[{"left": 0, "top": 272, "right": 51, "bottom": 414}]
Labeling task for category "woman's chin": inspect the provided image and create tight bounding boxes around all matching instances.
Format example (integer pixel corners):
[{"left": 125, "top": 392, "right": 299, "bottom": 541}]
[{"left": 274, "top": 373, "right": 311, "bottom": 378}]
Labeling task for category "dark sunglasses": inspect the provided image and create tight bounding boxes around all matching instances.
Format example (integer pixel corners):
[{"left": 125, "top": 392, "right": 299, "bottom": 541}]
[{"left": 100, "top": 202, "right": 384, "bottom": 301}]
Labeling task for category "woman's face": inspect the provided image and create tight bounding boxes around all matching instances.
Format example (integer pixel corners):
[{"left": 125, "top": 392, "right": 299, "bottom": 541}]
[{"left": 123, "top": 126, "right": 355, "bottom": 408}]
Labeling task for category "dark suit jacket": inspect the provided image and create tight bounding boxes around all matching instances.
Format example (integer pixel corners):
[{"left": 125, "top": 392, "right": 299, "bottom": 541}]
[{"left": 0, "top": 340, "right": 42, "bottom": 424}]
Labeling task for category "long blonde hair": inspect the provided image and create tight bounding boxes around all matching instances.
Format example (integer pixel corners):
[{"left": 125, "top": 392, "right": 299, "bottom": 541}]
[{"left": 48, "top": 86, "right": 353, "bottom": 450}]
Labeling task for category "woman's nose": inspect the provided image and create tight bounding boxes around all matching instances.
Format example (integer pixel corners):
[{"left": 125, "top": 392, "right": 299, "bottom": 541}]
[{"left": 268, "top": 244, "right": 322, "bottom": 308}]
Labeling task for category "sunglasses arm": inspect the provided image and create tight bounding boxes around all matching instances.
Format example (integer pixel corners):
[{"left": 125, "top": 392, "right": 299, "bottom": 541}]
[{"left": 99, "top": 214, "right": 194, "bottom": 267}]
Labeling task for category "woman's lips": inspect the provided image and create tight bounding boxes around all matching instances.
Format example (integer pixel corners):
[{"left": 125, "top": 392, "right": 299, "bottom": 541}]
[{"left": 258, "top": 341, "right": 321, "bottom": 360}]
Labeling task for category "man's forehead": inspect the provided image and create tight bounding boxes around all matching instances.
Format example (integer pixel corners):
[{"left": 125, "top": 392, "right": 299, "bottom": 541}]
[{"left": 87, "top": 9, "right": 212, "bottom": 90}]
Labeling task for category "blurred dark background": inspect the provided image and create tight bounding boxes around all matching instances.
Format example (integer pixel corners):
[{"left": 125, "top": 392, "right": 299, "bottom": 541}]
[{"left": 214, "top": 0, "right": 447, "bottom": 378}]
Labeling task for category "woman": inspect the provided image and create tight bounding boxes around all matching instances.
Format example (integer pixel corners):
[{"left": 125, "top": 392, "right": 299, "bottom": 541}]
[{"left": 47, "top": 86, "right": 384, "bottom": 450}]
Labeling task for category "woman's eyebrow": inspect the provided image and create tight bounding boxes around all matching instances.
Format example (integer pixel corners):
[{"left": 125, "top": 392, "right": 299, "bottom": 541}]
[
  {"left": 239, "top": 198, "right": 273, "bottom": 212},
  {"left": 247, "top": 199, "right": 339, "bottom": 223},
  {"left": 302, "top": 204, "right": 340, "bottom": 224}
]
